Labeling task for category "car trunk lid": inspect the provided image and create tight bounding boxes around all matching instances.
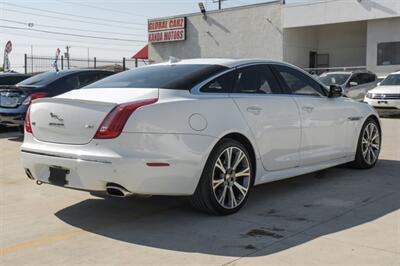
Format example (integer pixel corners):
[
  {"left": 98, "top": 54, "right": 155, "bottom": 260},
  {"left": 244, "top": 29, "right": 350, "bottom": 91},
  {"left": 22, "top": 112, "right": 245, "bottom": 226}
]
[{"left": 29, "top": 88, "right": 159, "bottom": 144}]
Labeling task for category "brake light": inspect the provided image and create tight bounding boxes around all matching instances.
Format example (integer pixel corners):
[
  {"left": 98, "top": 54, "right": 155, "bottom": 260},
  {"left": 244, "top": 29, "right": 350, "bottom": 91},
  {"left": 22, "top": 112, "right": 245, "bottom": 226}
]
[
  {"left": 22, "top": 92, "right": 49, "bottom": 105},
  {"left": 25, "top": 105, "right": 32, "bottom": 133},
  {"left": 94, "top": 98, "right": 158, "bottom": 139}
]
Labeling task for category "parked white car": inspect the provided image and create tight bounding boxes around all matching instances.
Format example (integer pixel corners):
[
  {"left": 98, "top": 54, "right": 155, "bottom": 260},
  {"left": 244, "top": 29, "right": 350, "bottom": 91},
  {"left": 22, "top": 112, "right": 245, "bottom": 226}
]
[
  {"left": 364, "top": 71, "right": 400, "bottom": 115},
  {"left": 21, "top": 59, "right": 381, "bottom": 215}
]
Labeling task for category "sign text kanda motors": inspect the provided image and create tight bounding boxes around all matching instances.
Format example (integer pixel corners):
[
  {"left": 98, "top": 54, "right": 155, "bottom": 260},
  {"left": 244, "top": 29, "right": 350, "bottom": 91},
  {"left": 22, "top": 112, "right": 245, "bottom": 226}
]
[{"left": 148, "top": 17, "right": 186, "bottom": 43}]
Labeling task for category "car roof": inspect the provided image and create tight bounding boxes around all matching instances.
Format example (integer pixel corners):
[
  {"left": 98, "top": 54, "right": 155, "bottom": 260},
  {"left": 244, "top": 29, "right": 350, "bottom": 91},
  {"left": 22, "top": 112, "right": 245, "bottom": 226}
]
[
  {"left": 159, "top": 58, "right": 285, "bottom": 68},
  {"left": 0, "top": 72, "right": 30, "bottom": 77}
]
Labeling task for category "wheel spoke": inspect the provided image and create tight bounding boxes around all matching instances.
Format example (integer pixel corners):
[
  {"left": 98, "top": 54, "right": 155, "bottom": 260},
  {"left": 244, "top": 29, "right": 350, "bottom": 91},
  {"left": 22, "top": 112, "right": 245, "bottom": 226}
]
[
  {"left": 366, "top": 148, "right": 371, "bottom": 164},
  {"left": 369, "top": 124, "right": 374, "bottom": 139},
  {"left": 235, "top": 167, "right": 250, "bottom": 178},
  {"left": 234, "top": 181, "right": 248, "bottom": 196},
  {"left": 370, "top": 149, "right": 377, "bottom": 162},
  {"left": 229, "top": 187, "right": 237, "bottom": 207},
  {"left": 232, "top": 151, "right": 245, "bottom": 170},
  {"left": 218, "top": 186, "right": 227, "bottom": 204},
  {"left": 213, "top": 179, "right": 224, "bottom": 190},
  {"left": 225, "top": 148, "right": 233, "bottom": 169},
  {"left": 371, "top": 143, "right": 380, "bottom": 150},
  {"left": 215, "top": 158, "right": 226, "bottom": 174}
]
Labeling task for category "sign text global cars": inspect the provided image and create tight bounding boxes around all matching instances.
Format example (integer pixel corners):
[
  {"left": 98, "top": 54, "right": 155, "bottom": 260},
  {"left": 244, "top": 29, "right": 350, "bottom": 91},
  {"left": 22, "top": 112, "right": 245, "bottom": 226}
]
[{"left": 148, "top": 17, "right": 186, "bottom": 43}]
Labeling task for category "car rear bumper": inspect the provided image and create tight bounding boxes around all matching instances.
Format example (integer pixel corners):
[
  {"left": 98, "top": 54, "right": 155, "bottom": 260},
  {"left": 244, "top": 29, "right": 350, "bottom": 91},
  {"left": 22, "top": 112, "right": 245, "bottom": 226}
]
[
  {"left": 0, "top": 112, "right": 25, "bottom": 126},
  {"left": 21, "top": 132, "right": 216, "bottom": 196}
]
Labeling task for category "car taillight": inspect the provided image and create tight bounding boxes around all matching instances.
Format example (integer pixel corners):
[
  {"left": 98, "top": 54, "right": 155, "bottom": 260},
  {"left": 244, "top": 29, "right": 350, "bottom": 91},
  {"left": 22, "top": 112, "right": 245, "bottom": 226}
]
[
  {"left": 25, "top": 105, "right": 32, "bottom": 133},
  {"left": 94, "top": 98, "right": 158, "bottom": 139},
  {"left": 22, "top": 92, "right": 49, "bottom": 105}
]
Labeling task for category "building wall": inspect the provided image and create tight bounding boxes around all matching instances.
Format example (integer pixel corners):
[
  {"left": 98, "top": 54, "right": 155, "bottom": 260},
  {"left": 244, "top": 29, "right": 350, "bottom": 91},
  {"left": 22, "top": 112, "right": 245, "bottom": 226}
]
[
  {"left": 284, "top": 0, "right": 400, "bottom": 28},
  {"left": 149, "top": 2, "right": 283, "bottom": 63},
  {"left": 367, "top": 17, "right": 400, "bottom": 75},
  {"left": 317, "top": 22, "right": 366, "bottom": 68},
  {"left": 283, "top": 21, "right": 366, "bottom": 69}
]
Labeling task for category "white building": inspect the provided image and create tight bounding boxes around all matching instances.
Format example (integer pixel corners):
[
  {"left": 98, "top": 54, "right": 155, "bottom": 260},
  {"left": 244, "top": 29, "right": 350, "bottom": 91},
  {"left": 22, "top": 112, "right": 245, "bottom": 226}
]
[{"left": 148, "top": 0, "right": 400, "bottom": 75}]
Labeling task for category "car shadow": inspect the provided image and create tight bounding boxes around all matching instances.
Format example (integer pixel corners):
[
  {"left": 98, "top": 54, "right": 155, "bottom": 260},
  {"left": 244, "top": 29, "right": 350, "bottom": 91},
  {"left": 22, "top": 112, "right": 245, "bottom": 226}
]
[
  {"left": 55, "top": 159, "right": 399, "bottom": 257},
  {"left": 0, "top": 128, "right": 23, "bottom": 141}
]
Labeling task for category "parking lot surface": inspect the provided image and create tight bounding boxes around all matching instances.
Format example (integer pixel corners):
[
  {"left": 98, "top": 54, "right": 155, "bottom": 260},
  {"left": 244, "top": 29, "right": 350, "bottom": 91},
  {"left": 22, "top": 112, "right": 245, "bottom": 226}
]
[{"left": 1, "top": 119, "right": 399, "bottom": 266}]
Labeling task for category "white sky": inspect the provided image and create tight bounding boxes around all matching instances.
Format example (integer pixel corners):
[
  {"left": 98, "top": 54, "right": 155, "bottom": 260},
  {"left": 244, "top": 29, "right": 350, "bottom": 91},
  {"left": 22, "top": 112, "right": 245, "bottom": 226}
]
[{"left": 0, "top": 0, "right": 307, "bottom": 71}]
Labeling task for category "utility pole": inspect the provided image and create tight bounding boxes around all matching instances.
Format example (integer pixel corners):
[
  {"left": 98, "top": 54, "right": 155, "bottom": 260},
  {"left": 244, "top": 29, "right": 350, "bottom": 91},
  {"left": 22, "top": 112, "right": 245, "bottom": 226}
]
[{"left": 87, "top": 48, "right": 90, "bottom": 68}]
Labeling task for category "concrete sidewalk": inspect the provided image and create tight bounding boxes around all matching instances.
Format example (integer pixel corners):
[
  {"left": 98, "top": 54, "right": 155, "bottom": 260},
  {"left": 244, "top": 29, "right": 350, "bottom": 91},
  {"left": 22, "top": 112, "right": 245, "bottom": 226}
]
[{"left": 0, "top": 119, "right": 399, "bottom": 265}]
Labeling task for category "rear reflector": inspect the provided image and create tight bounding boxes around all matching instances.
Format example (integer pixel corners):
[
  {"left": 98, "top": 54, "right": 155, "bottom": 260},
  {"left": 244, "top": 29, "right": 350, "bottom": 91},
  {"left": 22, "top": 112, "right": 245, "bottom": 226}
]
[
  {"left": 94, "top": 98, "right": 158, "bottom": 139},
  {"left": 24, "top": 105, "right": 32, "bottom": 133}
]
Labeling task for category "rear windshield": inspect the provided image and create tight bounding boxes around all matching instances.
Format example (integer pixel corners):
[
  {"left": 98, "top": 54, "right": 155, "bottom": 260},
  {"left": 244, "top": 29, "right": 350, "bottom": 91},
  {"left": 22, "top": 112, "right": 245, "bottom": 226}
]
[
  {"left": 84, "top": 64, "right": 228, "bottom": 90},
  {"left": 380, "top": 74, "right": 400, "bottom": 85},
  {"left": 17, "top": 71, "right": 64, "bottom": 86},
  {"left": 319, "top": 74, "right": 350, "bottom": 86}
]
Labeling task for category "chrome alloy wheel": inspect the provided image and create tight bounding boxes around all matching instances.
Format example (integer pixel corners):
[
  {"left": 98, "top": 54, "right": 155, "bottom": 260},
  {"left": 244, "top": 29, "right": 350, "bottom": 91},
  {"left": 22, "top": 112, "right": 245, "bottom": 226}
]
[
  {"left": 361, "top": 122, "right": 380, "bottom": 165},
  {"left": 212, "top": 146, "right": 251, "bottom": 209}
]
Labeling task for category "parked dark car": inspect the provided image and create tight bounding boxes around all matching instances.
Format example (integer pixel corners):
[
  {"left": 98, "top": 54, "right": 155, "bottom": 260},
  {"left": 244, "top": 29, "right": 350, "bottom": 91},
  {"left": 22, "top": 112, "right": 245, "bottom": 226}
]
[
  {"left": 0, "top": 72, "right": 31, "bottom": 85},
  {"left": 0, "top": 69, "right": 113, "bottom": 128}
]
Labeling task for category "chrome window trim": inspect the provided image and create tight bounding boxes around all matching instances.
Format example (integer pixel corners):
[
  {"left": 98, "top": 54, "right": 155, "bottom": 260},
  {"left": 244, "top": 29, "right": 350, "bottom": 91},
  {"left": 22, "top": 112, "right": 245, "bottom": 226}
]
[{"left": 191, "top": 61, "right": 328, "bottom": 98}]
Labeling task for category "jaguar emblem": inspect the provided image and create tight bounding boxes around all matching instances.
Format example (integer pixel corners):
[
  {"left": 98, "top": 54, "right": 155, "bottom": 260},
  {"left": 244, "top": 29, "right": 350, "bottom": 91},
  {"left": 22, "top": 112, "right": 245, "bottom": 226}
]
[{"left": 50, "top": 112, "right": 64, "bottom": 122}]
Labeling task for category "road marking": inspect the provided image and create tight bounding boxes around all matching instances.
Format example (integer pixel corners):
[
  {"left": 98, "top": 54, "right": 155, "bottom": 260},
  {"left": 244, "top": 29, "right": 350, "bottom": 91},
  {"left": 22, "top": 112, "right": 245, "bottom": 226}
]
[{"left": 0, "top": 229, "right": 85, "bottom": 256}]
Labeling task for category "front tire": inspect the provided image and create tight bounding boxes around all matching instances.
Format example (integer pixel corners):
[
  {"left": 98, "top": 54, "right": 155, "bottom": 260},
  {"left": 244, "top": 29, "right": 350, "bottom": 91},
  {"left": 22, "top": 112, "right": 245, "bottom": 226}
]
[
  {"left": 352, "top": 118, "right": 381, "bottom": 169},
  {"left": 191, "top": 139, "right": 254, "bottom": 215}
]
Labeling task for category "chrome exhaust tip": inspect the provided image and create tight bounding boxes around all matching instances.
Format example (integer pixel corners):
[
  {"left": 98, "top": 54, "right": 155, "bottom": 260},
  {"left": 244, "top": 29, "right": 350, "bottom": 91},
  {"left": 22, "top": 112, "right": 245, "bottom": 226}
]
[{"left": 106, "top": 184, "right": 133, "bottom": 198}]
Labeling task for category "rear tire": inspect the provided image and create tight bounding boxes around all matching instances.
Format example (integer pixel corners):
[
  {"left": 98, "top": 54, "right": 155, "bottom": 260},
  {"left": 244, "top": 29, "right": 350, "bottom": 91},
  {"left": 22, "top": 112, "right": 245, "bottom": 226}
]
[
  {"left": 191, "top": 138, "right": 254, "bottom": 215},
  {"left": 351, "top": 118, "right": 381, "bottom": 169}
]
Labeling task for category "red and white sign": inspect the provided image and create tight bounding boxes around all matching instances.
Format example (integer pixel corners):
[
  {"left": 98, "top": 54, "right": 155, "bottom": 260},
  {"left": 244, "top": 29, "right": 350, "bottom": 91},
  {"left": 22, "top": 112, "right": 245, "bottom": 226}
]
[
  {"left": 148, "top": 17, "right": 186, "bottom": 43},
  {"left": 149, "top": 29, "right": 185, "bottom": 43},
  {"left": 148, "top": 17, "right": 185, "bottom": 32}
]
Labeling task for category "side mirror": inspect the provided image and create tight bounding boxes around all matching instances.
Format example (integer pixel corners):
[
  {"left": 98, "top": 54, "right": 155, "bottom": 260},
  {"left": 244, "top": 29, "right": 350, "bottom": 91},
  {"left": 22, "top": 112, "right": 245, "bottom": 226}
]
[
  {"left": 349, "top": 81, "right": 358, "bottom": 87},
  {"left": 328, "top": 85, "right": 343, "bottom": 98}
]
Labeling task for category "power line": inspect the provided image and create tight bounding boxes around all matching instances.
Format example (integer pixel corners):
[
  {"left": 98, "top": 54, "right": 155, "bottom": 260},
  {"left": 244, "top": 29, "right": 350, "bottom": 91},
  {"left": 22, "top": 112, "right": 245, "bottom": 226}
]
[
  {"left": 11, "top": 44, "right": 135, "bottom": 53},
  {"left": 0, "top": 25, "right": 147, "bottom": 43},
  {"left": 2, "top": 8, "right": 146, "bottom": 31},
  {"left": 0, "top": 30, "right": 144, "bottom": 47},
  {"left": 0, "top": 18, "right": 146, "bottom": 37},
  {"left": 1, "top": 2, "right": 146, "bottom": 26},
  {"left": 57, "top": 0, "right": 150, "bottom": 18}
]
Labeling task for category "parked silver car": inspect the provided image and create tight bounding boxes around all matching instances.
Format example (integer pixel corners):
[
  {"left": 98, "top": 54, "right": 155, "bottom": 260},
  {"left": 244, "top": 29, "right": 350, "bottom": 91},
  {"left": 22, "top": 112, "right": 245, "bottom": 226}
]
[{"left": 319, "top": 71, "right": 378, "bottom": 101}]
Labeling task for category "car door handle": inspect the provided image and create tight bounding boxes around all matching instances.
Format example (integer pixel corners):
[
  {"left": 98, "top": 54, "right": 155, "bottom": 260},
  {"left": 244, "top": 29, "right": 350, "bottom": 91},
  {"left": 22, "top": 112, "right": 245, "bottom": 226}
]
[
  {"left": 246, "top": 106, "right": 262, "bottom": 115},
  {"left": 301, "top": 106, "right": 314, "bottom": 113}
]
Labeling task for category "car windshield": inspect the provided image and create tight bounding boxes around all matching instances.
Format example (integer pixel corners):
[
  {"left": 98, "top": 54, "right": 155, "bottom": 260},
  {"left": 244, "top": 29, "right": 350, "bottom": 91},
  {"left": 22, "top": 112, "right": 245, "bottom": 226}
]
[
  {"left": 85, "top": 64, "right": 228, "bottom": 90},
  {"left": 380, "top": 74, "right": 400, "bottom": 85},
  {"left": 17, "top": 71, "right": 64, "bottom": 86},
  {"left": 319, "top": 74, "right": 350, "bottom": 86}
]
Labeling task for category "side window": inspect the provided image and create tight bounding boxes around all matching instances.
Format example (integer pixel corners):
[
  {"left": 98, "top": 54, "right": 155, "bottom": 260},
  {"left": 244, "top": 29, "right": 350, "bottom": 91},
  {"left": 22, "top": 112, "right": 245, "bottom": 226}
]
[
  {"left": 358, "top": 73, "right": 371, "bottom": 85},
  {"left": 63, "top": 75, "right": 80, "bottom": 90},
  {"left": 234, "top": 65, "right": 281, "bottom": 94},
  {"left": 348, "top": 74, "right": 360, "bottom": 87},
  {"left": 79, "top": 73, "right": 102, "bottom": 88},
  {"left": 200, "top": 71, "right": 235, "bottom": 93},
  {"left": 273, "top": 65, "right": 324, "bottom": 96}
]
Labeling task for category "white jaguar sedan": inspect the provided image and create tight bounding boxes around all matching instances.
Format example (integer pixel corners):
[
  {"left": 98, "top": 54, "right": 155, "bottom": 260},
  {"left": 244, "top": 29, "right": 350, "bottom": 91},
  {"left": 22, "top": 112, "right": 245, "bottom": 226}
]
[{"left": 21, "top": 59, "right": 381, "bottom": 215}]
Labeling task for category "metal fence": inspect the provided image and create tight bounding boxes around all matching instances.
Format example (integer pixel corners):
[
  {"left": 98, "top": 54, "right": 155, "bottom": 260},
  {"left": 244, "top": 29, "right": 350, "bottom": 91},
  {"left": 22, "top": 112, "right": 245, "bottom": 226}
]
[
  {"left": 304, "top": 66, "right": 367, "bottom": 75},
  {"left": 23, "top": 54, "right": 150, "bottom": 74}
]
